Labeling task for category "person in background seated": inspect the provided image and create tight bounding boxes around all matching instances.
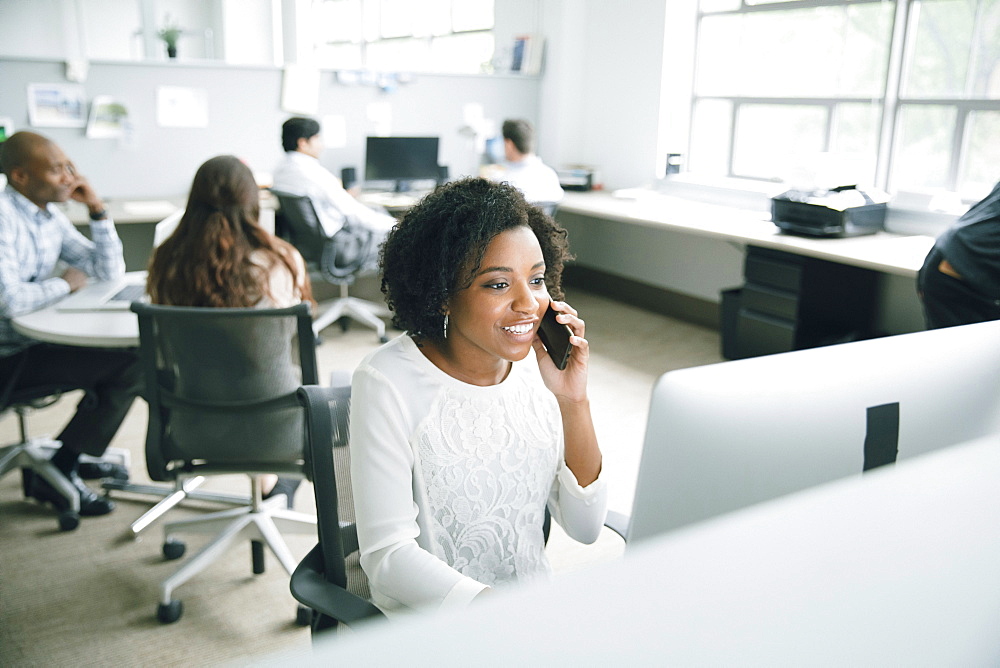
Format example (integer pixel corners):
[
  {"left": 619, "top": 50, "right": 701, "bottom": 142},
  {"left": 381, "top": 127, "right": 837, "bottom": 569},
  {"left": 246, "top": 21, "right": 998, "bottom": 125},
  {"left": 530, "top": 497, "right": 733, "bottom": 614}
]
[
  {"left": 490, "top": 119, "right": 564, "bottom": 208},
  {"left": 917, "top": 179, "right": 1000, "bottom": 329},
  {"left": 350, "top": 177, "right": 608, "bottom": 614},
  {"left": 146, "top": 155, "right": 313, "bottom": 507},
  {"left": 0, "top": 131, "right": 140, "bottom": 517},
  {"left": 271, "top": 116, "right": 395, "bottom": 270}
]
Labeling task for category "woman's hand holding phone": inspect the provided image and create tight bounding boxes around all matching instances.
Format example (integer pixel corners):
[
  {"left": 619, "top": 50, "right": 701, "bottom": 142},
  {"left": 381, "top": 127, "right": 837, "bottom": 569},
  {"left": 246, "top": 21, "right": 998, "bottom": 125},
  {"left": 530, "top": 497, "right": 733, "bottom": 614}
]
[{"left": 534, "top": 300, "right": 590, "bottom": 404}]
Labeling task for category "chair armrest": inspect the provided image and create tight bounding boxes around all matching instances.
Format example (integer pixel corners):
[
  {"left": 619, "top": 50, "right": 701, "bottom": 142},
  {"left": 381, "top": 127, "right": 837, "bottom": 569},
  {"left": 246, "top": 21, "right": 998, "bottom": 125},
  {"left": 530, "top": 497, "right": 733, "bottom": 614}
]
[
  {"left": 604, "top": 510, "right": 630, "bottom": 542},
  {"left": 290, "top": 544, "right": 385, "bottom": 626}
]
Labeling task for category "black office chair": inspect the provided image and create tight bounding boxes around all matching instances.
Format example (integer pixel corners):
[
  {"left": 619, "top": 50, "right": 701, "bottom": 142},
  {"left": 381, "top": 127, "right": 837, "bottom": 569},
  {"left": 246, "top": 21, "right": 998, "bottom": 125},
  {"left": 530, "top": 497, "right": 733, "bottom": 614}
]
[
  {"left": 1, "top": 363, "right": 129, "bottom": 532},
  {"left": 270, "top": 190, "right": 390, "bottom": 343},
  {"left": 289, "top": 382, "right": 629, "bottom": 637},
  {"left": 290, "top": 382, "right": 385, "bottom": 638},
  {"left": 131, "top": 302, "right": 319, "bottom": 624}
]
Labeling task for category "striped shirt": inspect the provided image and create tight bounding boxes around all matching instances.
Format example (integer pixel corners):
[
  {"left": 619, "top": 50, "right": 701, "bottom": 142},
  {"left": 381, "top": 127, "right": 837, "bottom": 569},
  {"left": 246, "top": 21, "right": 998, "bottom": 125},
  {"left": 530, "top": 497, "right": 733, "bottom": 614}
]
[{"left": 0, "top": 185, "right": 125, "bottom": 356}]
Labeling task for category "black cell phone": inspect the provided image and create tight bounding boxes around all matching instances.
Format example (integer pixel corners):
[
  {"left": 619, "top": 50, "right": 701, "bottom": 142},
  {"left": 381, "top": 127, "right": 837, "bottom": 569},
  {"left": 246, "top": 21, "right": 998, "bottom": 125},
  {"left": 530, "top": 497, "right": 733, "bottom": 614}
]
[{"left": 537, "top": 304, "right": 573, "bottom": 370}]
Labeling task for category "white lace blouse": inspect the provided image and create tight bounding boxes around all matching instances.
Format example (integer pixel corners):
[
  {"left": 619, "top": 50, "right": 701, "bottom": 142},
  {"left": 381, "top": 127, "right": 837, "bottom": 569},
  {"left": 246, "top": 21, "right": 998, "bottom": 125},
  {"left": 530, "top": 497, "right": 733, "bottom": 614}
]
[{"left": 350, "top": 334, "right": 608, "bottom": 614}]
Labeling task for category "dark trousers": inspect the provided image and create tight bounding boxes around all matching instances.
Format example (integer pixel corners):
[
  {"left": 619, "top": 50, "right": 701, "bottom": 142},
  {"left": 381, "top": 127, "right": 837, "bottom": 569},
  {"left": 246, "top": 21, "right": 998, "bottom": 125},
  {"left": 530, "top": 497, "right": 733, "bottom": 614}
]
[
  {"left": 917, "top": 247, "right": 1000, "bottom": 330},
  {"left": 0, "top": 343, "right": 142, "bottom": 457}
]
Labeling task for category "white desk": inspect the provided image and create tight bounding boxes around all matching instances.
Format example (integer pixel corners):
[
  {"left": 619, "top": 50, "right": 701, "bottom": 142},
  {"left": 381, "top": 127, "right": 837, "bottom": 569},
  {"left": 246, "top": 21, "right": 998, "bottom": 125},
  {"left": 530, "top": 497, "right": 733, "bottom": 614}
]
[
  {"left": 301, "top": 436, "right": 1000, "bottom": 665},
  {"left": 11, "top": 275, "right": 142, "bottom": 348},
  {"left": 558, "top": 191, "right": 934, "bottom": 278}
]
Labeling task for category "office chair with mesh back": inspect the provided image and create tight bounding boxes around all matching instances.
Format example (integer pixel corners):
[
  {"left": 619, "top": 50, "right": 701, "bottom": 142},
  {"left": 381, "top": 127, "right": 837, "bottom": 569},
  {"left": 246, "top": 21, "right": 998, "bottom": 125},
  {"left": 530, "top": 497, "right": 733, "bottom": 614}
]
[
  {"left": 1, "top": 364, "right": 130, "bottom": 532},
  {"left": 289, "top": 381, "right": 627, "bottom": 637},
  {"left": 131, "top": 302, "right": 319, "bottom": 624},
  {"left": 291, "top": 382, "right": 385, "bottom": 638},
  {"left": 270, "top": 190, "right": 390, "bottom": 343}
]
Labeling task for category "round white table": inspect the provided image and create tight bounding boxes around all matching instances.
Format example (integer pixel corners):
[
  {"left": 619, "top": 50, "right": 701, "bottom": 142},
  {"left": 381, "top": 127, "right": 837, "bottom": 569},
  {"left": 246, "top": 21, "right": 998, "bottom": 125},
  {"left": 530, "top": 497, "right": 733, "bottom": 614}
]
[{"left": 11, "top": 274, "right": 143, "bottom": 348}]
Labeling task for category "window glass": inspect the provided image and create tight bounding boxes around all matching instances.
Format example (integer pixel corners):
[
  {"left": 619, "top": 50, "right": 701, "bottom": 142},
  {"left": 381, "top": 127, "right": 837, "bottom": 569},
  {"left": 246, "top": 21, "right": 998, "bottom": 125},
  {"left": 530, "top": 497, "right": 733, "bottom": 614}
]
[
  {"left": 732, "top": 104, "right": 827, "bottom": 180},
  {"left": 902, "top": 0, "right": 975, "bottom": 97},
  {"left": 682, "top": 0, "right": 998, "bottom": 198},
  {"left": 380, "top": 0, "right": 414, "bottom": 39},
  {"left": 430, "top": 32, "right": 495, "bottom": 73},
  {"left": 694, "top": 14, "right": 742, "bottom": 96},
  {"left": 892, "top": 105, "right": 957, "bottom": 191},
  {"left": 314, "top": 0, "right": 493, "bottom": 73},
  {"left": 316, "top": 0, "right": 362, "bottom": 43},
  {"left": 452, "top": 0, "right": 494, "bottom": 32},
  {"left": 414, "top": 0, "right": 452, "bottom": 36},
  {"left": 367, "top": 38, "right": 429, "bottom": 71},
  {"left": 830, "top": 102, "right": 881, "bottom": 185},
  {"left": 689, "top": 99, "right": 733, "bottom": 175},
  {"left": 968, "top": 0, "right": 1000, "bottom": 97},
  {"left": 959, "top": 110, "right": 1000, "bottom": 200}
]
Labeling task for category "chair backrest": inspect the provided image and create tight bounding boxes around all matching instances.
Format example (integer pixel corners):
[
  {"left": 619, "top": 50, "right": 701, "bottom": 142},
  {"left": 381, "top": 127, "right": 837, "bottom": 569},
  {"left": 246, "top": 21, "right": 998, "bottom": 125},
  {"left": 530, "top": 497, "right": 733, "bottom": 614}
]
[
  {"left": 270, "top": 190, "right": 375, "bottom": 284},
  {"left": 131, "top": 302, "right": 318, "bottom": 481},
  {"left": 295, "top": 383, "right": 382, "bottom": 633},
  {"left": 270, "top": 191, "right": 328, "bottom": 265}
]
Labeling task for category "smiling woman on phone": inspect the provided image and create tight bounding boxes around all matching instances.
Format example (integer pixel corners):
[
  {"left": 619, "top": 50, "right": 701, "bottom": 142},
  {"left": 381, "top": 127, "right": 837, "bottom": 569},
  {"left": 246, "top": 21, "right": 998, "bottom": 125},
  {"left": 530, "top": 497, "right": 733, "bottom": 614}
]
[{"left": 349, "top": 177, "right": 608, "bottom": 614}]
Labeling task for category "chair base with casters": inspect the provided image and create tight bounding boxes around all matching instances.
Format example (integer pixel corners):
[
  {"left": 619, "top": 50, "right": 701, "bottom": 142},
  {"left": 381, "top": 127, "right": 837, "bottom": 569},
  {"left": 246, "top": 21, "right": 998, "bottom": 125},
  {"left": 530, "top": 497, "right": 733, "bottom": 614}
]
[
  {"left": 102, "top": 475, "right": 250, "bottom": 539},
  {"left": 156, "top": 474, "right": 317, "bottom": 624},
  {"left": 0, "top": 387, "right": 129, "bottom": 531},
  {"left": 313, "top": 282, "right": 391, "bottom": 343}
]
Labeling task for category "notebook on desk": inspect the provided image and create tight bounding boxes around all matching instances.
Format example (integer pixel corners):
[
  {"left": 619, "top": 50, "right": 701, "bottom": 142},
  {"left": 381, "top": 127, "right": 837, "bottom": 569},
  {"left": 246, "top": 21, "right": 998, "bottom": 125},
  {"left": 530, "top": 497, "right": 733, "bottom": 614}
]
[{"left": 56, "top": 275, "right": 148, "bottom": 312}]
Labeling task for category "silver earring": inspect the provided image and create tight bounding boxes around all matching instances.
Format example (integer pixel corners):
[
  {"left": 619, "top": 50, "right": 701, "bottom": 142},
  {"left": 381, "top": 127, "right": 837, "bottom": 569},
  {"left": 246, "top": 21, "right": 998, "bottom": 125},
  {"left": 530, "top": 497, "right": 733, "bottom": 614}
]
[{"left": 443, "top": 314, "right": 449, "bottom": 339}]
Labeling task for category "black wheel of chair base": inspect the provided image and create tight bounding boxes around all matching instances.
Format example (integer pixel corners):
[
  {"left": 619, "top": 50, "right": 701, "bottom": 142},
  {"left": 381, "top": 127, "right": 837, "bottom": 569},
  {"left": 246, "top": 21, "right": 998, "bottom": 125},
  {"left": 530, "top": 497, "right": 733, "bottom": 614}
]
[
  {"left": 157, "top": 600, "right": 183, "bottom": 624},
  {"left": 338, "top": 316, "right": 350, "bottom": 332},
  {"left": 379, "top": 335, "right": 389, "bottom": 344},
  {"left": 251, "top": 539, "right": 266, "bottom": 574},
  {"left": 162, "top": 539, "right": 186, "bottom": 560},
  {"left": 295, "top": 604, "right": 312, "bottom": 627},
  {"left": 57, "top": 510, "right": 80, "bottom": 531}
]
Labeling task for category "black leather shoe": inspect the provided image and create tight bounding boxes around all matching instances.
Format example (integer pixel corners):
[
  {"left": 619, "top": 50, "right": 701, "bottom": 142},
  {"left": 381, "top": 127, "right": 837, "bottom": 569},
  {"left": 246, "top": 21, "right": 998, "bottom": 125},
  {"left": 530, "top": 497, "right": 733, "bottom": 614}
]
[
  {"left": 263, "top": 477, "right": 301, "bottom": 510},
  {"left": 77, "top": 460, "right": 130, "bottom": 481},
  {"left": 29, "top": 470, "right": 115, "bottom": 516}
]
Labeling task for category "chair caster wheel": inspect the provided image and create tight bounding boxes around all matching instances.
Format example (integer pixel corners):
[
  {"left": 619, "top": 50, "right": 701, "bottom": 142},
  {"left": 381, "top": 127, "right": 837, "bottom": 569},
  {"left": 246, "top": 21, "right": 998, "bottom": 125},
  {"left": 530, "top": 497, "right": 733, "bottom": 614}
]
[
  {"left": 338, "top": 316, "right": 351, "bottom": 332},
  {"left": 295, "top": 604, "right": 312, "bottom": 627},
  {"left": 157, "top": 599, "right": 183, "bottom": 624},
  {"left": 379, "top": 335, "right": 389, "bottom": 344},
  {"left": 58, "top": 510, "right": 80, "bottom": 531},
  {"left": 163, "top": 539, "right": 186, "bottom": 560}
]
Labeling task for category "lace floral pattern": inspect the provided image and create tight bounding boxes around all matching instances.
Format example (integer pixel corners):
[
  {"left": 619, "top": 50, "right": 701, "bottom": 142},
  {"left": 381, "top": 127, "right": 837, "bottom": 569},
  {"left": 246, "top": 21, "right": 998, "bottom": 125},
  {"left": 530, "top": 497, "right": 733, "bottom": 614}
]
[{"left": 416, "top": 385, "right": 560, "bottom": 587}]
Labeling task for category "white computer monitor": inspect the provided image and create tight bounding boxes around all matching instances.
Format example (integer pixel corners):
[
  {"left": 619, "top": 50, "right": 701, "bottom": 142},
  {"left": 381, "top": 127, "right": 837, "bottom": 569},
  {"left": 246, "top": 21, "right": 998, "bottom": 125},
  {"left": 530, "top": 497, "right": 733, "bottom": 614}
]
[{"left": 627, "top": 320, "right": 1000, "bottom": 544}]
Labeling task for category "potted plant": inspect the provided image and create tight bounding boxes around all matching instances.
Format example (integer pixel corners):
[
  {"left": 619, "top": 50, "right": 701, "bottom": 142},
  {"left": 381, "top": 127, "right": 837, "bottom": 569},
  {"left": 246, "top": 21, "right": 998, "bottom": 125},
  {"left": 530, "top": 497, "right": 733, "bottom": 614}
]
[{"left": 158, "top": 17, "right": 182, "bottom": 59}]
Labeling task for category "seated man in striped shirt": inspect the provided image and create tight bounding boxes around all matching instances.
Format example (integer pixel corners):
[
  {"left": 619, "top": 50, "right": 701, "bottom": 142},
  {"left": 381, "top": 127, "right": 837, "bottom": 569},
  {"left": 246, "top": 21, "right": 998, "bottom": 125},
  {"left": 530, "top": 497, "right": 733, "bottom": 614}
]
[{"left": 0, "top": 131, "right": 141, "bottom": 518}]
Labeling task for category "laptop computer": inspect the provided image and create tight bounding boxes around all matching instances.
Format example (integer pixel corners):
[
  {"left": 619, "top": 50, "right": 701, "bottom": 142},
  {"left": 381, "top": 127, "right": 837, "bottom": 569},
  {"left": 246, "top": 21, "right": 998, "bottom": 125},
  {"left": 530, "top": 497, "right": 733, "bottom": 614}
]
[{"left": 55, "top": 274, "right": 148, "bottom": 312}]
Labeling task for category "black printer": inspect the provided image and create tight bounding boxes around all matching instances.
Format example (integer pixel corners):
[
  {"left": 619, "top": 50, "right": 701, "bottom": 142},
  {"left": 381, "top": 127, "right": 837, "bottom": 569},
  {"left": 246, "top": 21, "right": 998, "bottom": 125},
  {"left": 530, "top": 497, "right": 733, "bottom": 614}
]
[{"left": 771, "top": 185, "right": 889, "bottom": 238}]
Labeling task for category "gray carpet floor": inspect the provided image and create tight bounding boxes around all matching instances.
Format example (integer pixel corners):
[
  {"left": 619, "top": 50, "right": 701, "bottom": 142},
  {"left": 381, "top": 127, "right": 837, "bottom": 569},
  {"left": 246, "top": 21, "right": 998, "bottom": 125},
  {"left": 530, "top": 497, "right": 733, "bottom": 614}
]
[{"left": 0, "top": 288, "right": 722, "bottom": 666}]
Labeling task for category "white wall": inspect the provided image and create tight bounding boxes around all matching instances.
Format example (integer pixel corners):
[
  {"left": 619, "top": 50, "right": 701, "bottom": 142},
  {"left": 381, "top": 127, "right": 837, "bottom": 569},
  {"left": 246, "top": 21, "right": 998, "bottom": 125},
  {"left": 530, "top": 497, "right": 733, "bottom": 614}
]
[{"left": 541, "top": 0, "right": 670, "bottom": 191}]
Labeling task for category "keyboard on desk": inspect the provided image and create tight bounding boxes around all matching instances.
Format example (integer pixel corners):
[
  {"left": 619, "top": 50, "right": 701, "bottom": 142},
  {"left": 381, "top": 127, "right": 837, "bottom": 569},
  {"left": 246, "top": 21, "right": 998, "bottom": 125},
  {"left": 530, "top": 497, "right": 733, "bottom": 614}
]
[
  {"left": 110, "top": 283, "right": 147, "bottom": 303},
  {"left": 359, "top": 191, "right": 430, "bottom": 209}
]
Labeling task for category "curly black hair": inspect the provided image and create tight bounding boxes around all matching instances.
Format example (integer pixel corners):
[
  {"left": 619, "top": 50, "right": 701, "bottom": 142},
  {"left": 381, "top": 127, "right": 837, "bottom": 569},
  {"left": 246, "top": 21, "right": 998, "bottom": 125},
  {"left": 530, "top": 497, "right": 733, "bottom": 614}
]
[{"left": 380, "top": 177, "right": 572, "bottom": 342}]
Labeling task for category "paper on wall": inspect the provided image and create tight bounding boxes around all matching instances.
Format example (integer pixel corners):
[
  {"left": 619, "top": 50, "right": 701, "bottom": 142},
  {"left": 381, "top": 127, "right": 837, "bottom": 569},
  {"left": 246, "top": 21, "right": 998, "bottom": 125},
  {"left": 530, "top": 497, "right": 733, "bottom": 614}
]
[{"left": 156, "top": 86, "right": 208, "bottom": 128}]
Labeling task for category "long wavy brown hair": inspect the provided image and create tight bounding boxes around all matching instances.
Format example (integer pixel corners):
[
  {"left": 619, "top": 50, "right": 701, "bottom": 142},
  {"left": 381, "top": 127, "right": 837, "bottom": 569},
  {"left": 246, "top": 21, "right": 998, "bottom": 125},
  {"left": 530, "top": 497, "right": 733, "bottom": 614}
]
[{"left": 147, "top": 155, "right": 312, "bottom": 307}]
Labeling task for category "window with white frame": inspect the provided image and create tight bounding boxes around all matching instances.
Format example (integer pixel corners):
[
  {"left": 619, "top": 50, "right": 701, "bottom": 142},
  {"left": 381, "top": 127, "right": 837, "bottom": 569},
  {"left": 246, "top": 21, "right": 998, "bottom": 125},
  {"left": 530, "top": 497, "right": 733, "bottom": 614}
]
[
  {"left": 311, "top": 0, "right": 495, "bottom": 74},
  {"left": 686, "top": 0, "right": 1000, "bottom": 202}
]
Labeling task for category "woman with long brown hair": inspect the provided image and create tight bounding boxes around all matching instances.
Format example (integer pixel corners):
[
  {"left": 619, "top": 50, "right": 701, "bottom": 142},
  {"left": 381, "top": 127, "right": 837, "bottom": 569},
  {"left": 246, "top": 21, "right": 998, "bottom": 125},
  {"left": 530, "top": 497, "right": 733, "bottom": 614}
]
[{"left": 147, "top": 154, "right": 313, "bottom": 505}]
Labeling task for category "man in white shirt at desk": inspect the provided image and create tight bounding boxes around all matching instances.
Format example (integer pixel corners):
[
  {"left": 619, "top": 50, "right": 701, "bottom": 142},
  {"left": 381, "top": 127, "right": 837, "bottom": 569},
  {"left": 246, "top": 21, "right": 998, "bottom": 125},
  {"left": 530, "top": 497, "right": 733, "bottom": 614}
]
[
  {"left": 272, "top": 117, "right": 395, "bottom": 270},
  {"left": 491, "top": 119, "right": 564, "bottom": 208},
  {"left": 0, "top": 131, "right": 141, "bottom": 518}
]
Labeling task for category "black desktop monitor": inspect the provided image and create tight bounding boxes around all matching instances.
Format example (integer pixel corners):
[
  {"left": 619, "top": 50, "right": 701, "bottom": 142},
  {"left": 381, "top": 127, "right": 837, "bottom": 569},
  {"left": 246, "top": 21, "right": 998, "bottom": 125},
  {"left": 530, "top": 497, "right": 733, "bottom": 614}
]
[
  {"left": 364, "top": 136, "right": 440, "bottom": 192},
  {"left": 627, "top": 320, "right": 1000, "bottom": 545}
]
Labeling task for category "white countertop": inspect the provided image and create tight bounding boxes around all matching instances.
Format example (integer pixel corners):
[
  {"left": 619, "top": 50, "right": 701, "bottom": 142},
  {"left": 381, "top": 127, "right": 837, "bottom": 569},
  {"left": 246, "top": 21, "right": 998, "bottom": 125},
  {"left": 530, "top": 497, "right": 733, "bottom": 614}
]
[{"left": 558, "top": 191, "right": 934, "bottom": 277}]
